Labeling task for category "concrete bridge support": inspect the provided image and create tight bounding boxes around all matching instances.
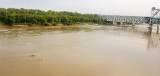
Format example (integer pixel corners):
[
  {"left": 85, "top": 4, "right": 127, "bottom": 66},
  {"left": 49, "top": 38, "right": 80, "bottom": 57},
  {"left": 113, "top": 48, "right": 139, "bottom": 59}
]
[
  {"left": 113, "top": 22, "right": 117, "bottom": 25},
  {"left": 120, "top": 22, "right": 123, "bottom": 25},
  {"left": 149, "top": 24, "right": 153, "bottom": 30},
  {"left": 157, "top": 24, "right": 159, "bottom": 34},
  {"left": 132, "top": 23, "right": 135, "bottom": 26}
]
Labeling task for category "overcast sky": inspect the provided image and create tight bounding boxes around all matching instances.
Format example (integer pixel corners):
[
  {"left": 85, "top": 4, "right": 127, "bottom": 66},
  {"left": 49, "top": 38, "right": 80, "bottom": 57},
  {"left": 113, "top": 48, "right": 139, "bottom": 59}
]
[{"left": 0, "top": 0, "right": 160, "bottom": 16}]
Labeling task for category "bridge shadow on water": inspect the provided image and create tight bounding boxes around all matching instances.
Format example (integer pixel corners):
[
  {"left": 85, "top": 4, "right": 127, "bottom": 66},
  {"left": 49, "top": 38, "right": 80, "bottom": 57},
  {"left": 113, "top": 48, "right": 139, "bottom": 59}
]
[
  {"left": 114, "top": 25, "right": 160, "bottom": 49},
  {"left": 147, "top": 28, "right": 160, "bottom": 49}
]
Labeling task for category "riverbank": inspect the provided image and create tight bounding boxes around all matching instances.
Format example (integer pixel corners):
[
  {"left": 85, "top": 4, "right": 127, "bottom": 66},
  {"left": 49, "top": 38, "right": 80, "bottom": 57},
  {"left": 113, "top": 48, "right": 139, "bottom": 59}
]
[{"left": 0, "top": 23, "right": 102, "bottom": 27}]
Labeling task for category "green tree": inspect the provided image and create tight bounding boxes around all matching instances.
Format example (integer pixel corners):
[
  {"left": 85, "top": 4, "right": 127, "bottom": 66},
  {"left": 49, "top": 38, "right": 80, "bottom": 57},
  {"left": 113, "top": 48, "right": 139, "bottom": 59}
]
[
  {"left": 0, "top": 8, "right": 108, "bottom": 26},
  {"left": 6, "top": 15, "right": 15, "bottom": 25}
]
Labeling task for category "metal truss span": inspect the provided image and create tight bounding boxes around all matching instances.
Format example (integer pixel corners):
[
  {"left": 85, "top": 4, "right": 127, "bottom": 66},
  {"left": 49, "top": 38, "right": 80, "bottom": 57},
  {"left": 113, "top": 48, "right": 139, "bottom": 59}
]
[
  {"left": 103, "top": 15, "right": 146, "bottom": 23},
  {"left": 100, "top": 7, "right": 160, "bottom": 24}
]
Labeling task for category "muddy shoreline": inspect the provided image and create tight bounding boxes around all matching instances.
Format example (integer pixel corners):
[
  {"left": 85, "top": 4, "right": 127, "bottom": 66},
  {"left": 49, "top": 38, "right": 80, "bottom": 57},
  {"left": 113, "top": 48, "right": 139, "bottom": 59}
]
[{"left": 0, "top": 23, "right": 102, "bottom": 27}]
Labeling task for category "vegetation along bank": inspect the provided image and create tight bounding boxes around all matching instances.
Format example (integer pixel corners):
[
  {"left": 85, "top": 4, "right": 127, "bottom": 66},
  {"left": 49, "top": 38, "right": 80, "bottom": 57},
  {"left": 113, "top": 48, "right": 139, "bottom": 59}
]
[{"left": 0, "top": 8, "right": 109, "bottom": 26}]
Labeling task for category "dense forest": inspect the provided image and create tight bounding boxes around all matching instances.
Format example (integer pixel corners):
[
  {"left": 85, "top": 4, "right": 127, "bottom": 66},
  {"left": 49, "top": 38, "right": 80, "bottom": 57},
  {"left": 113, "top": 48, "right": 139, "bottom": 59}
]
[{"left": 0, "top": 8, "right": 108, "bottom": 26}]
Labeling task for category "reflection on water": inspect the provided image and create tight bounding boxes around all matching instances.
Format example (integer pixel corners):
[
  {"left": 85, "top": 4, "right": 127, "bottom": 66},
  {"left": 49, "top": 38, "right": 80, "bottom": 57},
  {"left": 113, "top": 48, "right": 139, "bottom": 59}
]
[
  {"left": 0, "top": 25, "right": 160, "bottom": 76},
  {"left": 0, "top": 26, "right": 94, "bottom": 38},
  {"left": 147, "top": 28, "right": 160, "bottom": 49}
]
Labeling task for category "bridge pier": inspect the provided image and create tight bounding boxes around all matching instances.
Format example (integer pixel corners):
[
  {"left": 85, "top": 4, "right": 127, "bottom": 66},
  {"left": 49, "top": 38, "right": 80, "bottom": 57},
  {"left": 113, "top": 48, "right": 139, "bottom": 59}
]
[
  {"left": 157, "top": 23, "right": 159, "bottom": 34},
  {"left": 132, "top": 23, "right": 135, "bottom": 26},
  {"left": 113, "top": 22, "right": 117, "bottom": 25},
  {"left": 120, "top": 22, "right": 123, "bottom": 25},
  {"left": 149, "top": 24, "right": 153, "bottom": 30}
]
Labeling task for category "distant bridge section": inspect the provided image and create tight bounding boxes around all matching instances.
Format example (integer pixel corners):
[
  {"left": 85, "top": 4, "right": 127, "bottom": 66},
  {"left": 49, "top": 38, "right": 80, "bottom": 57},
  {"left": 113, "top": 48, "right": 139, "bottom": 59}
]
[
  {"left": 99, "top": 7, "right": 160, "bottom": 26},
  {"left": 150, "top": 7, "right": 160, "bottom": 24},
  {"left": 100, "top": 15, "right": 151, "bottom": 24},
  {"left": 99, "top": 7, "right": 160, "bottom": 32}
]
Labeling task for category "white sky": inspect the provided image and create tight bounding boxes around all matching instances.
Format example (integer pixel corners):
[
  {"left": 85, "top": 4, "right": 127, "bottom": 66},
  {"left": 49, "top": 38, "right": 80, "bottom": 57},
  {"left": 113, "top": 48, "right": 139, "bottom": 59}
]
[{"left": 0, "top": 0, "right": 160, "bottom": 16}]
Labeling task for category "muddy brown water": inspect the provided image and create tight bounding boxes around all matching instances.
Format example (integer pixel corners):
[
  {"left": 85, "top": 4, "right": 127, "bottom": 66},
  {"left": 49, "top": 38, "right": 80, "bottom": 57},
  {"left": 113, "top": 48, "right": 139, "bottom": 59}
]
[{"left": 0, "top": 25, "right": 160, "bottom": 76}]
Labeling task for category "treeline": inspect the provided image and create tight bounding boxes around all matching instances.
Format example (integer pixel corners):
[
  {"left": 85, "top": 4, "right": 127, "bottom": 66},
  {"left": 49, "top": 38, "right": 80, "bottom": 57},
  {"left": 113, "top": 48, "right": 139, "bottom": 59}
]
[{"left": 0, "top": 8, "right": 108, "bottom": 26}]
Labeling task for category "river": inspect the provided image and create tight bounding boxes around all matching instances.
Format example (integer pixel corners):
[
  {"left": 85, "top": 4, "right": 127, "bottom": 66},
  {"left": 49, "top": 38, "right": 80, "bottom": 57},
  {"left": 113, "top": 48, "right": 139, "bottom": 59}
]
[{"left": 0, "top": 25, "right": 160, "bottom": 76}]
